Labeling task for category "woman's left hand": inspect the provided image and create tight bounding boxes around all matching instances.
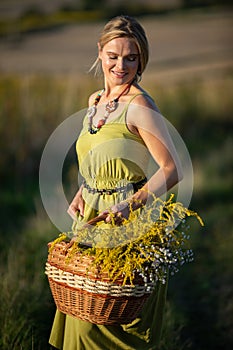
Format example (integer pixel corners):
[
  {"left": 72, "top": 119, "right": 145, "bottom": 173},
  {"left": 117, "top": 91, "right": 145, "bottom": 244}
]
[{"left": 101, "top": 201, "right": 130, "bottom": 225}]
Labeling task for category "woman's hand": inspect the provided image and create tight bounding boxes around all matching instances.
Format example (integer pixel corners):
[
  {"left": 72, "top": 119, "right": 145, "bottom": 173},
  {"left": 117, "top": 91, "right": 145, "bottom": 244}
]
[
  {"left": 67, "top": 185, "right": 85, "bottom": 220},
  {"left": 99, "top": 197, "right": 144, "bottom": 226},
  {"left": 101, "top": 201, "right": 130, "bottom": 226}
]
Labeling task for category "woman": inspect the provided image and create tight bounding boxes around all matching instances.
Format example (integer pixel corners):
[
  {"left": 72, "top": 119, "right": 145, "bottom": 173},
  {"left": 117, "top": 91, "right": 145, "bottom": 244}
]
[{"left": 49, "top": 15, "right": 183, "bottom": 349}]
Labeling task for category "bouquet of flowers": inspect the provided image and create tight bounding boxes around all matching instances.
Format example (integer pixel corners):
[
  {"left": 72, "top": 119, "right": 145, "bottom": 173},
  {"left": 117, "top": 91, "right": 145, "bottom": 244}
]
[{"left": 45, "top": 193, "right": 203, "bottom": 324}]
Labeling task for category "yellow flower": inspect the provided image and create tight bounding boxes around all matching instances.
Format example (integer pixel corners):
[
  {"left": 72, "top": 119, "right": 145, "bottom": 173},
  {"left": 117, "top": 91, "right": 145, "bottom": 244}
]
[{"left": 48, "top": 194, "right": 204, "bottom": 286}]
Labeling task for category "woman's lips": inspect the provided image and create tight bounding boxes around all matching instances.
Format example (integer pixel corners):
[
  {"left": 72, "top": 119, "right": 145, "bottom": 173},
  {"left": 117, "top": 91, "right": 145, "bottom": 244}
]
[{"left": 112, "top": 71, "right": 127, "bottom": 78}]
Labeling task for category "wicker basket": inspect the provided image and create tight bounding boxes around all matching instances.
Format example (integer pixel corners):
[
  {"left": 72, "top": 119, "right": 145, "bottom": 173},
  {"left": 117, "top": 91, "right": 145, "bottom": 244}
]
[{"left": 45, "top": 241, "right": 155, "bottom": 325}]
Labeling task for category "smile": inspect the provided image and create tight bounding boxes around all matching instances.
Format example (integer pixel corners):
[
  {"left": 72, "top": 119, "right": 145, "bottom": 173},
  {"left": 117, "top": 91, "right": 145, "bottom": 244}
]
[{"left": 112, "top": 71, "right": 127, "bottom": 78}]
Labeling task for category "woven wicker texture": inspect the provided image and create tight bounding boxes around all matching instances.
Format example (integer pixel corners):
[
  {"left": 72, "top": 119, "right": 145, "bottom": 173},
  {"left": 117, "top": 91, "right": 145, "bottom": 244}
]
[
  {"left": 45, "top": 263, "right": 155, "bottom": 297},
  {"left": 46, "top": 242, "right": 155, "bottom": 325},
  {"left": 47, "top": 277, "right": 149, "bottom": 325}
]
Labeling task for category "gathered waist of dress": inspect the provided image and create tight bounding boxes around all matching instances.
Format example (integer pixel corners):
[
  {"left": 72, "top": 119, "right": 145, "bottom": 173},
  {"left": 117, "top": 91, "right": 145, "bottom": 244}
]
[{"left": 83, "top": 178, "right": 147, "bottom": 195}]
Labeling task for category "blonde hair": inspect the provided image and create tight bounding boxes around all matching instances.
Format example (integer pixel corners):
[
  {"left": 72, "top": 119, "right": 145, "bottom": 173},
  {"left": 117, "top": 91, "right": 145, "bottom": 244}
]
[{"left": 90, "top": 15, "right": 149, "bottom": 81}]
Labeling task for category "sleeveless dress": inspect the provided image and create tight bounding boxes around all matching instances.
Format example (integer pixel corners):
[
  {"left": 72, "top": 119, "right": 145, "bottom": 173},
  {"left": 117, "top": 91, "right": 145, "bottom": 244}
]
[{"left": 49, "top": 95, "right": 168, "bottom": 350}]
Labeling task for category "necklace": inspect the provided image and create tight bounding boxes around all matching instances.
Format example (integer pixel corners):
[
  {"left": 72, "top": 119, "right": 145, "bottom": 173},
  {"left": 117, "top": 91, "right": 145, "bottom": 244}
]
[{"left": 87, "top": 83, "right": 131, "bottom": 134}]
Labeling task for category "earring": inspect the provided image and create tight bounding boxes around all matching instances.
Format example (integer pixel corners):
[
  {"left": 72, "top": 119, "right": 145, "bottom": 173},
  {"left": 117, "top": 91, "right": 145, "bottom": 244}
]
[{"left": 137, "top": 71, "right": 142, "bottom": 82}]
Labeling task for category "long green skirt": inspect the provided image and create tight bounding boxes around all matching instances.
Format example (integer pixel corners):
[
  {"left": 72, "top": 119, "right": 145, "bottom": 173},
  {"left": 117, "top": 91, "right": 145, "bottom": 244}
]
[{"left": 49, "top": 280, "right": 167, "bottom": 350}]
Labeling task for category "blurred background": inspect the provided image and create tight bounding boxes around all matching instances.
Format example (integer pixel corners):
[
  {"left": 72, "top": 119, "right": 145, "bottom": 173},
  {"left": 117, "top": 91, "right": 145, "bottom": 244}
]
[{"left": 0, "top": 0, "right": 232, "bottom": 349}]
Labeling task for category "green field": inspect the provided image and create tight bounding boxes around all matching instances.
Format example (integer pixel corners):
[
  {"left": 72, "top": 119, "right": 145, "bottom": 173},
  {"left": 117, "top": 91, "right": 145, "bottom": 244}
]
[
  {"left": 0, "top": 8, "right": 233, "bottom": 350},
  {"left": 0, "top": 73, "right": 232, "bottom": 349}
]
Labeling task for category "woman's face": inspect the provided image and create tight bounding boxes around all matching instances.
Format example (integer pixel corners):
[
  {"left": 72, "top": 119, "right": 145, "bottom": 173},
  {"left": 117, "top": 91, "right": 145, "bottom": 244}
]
[{"left": 98, "top": 37, "right": 139, "bottom": 86}]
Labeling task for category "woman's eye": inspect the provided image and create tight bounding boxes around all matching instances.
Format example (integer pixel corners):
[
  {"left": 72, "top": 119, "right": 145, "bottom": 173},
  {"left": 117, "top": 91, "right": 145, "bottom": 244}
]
[
  {"left": 108, "top": 55, "right": 137, "bottom": 61},
  {"left": 127, "top": 56, "right": 138, "bottom": 62}
]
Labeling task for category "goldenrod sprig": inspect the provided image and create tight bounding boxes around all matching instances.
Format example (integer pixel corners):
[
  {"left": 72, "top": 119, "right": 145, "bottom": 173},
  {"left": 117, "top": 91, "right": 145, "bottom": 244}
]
[{"left": 49, "top": 194, "right": 204, "bottom": 285}]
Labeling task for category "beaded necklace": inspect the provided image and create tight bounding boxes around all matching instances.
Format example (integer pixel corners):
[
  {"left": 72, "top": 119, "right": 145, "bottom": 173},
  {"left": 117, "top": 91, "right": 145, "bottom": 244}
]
[{"left": 87, "top": 83, "right": 131, "bottom": 134}]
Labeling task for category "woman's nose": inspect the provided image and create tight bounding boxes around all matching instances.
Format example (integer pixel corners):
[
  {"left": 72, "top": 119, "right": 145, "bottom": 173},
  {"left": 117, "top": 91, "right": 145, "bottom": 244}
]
[{"left": 116, "top": 58, "right": 125, "bottom": 70}]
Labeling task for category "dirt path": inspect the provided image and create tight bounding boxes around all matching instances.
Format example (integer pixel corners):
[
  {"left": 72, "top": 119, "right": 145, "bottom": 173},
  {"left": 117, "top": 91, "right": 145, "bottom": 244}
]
[{"left": 0, "top": 10, "right": 232, "bottom": 84}]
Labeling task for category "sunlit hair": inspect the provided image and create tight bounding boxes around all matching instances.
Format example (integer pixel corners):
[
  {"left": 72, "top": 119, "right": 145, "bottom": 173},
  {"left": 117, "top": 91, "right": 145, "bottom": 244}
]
[{"left": 90, "top": 15, "right": 149, "bottom": 82}]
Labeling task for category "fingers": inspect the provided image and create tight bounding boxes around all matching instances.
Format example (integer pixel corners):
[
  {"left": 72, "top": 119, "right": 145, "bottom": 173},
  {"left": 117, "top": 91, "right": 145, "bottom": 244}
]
[
  {"left": 67, "top": 206, "right": 78, "bottom": 220},
  {"left": 102, "top": 201, "right": 130, "bottom": 225},
  {"left": 78, "top": 203, "right": 85, "bottom": 217},
  {"left": 67, "top": 204, "right": 83, "bottom": 220},
  {"left": 114, "top": 212, "right": 124, "bottom": 226},
  {"left": 67, "top": 197, "right": 85, "bottom": 220},
  {"left": 104, "top": 208, "right": 127, "bottom": 226},
  {"left": 68, "top": 190, "right": 85, "bottom": 220}
]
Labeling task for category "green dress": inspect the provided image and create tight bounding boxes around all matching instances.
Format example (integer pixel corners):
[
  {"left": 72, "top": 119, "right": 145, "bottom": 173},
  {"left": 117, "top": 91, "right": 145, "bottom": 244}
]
[{"left": 49, "top": 95, "right": 168, "bottom": 350}]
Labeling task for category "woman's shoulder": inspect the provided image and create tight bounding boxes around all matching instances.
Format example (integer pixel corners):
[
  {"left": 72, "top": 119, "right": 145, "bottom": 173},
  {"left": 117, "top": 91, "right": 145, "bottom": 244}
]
[{"left": 129, "top": 86, "right": 160, "bottom": 113}]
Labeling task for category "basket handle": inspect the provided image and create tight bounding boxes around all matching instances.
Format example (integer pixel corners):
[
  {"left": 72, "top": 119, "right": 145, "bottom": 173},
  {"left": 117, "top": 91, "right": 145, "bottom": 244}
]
[
  {"left": 83, "top": 212, "right": 108, "bottom": 227},
  {"left": 66, "top": 213, "right": 108, "bottom": 250}
]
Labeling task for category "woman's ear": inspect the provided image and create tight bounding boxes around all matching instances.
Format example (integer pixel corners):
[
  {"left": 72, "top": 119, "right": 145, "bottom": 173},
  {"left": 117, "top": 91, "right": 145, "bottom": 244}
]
[{"left": 98, "top": 42, "right": 102, "bottom": 59}]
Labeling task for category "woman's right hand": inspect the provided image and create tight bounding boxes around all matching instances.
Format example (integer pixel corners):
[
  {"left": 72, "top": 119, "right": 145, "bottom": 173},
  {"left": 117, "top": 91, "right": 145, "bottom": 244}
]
[{"left": 67, "top": 185, "right": 85, "bottom": 220}]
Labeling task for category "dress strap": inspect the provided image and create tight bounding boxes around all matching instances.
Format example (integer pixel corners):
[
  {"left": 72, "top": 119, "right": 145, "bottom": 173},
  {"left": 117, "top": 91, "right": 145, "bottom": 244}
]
[
  {"left": 118, "top": 92, "right": 151, "bottom": 125},
  {"left": 121, "top": 92, "right": 153, "bottom": 113},
  {"left": 126, "top": 92, "right": 145, "bottom": 107}
]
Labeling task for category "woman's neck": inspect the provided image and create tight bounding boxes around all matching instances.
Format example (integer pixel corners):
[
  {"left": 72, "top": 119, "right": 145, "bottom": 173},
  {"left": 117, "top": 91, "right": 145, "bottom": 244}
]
[{"left": 103, "top": 81, "right": 137, "bottom": 100}]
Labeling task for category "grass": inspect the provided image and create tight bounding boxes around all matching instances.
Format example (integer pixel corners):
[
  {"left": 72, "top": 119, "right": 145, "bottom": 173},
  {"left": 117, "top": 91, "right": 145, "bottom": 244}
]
[
  {"left": 0, "top": 73, "right": 232, "bottom": 349},
  {"left": 0, "top": 210, "right": 57, "bottom": 349}
]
